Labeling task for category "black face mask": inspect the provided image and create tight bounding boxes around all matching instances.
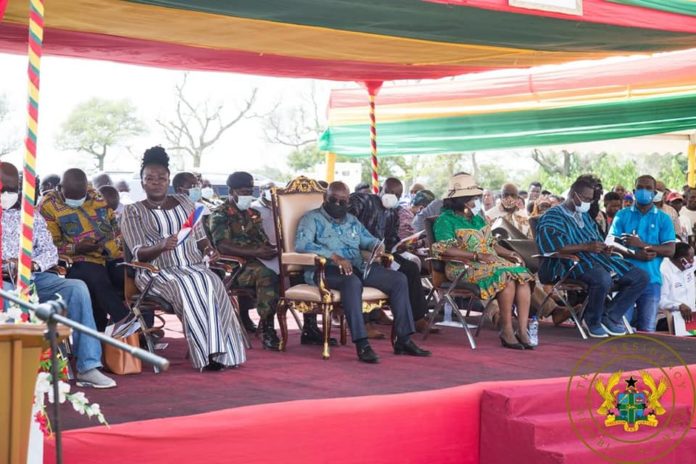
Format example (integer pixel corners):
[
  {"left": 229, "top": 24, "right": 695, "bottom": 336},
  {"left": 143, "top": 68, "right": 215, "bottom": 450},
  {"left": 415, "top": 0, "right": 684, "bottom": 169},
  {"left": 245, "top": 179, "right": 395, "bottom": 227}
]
[
  {"left": 450, "top": 197, "right": 469, "bottom": 212},
  {"left": 323, "top": 201, "right": 348, "bottom": 219}
]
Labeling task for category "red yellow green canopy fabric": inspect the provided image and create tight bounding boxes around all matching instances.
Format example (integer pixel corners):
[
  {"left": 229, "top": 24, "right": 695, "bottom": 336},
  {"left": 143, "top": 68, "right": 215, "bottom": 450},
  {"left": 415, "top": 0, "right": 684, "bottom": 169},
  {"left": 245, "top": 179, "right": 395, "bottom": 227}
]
[
  {"left": 3, "top": 0, "right": 696, "bottom": 81},
  {"left": 319, "top": 48, "right": 696, "bottom": 156}
]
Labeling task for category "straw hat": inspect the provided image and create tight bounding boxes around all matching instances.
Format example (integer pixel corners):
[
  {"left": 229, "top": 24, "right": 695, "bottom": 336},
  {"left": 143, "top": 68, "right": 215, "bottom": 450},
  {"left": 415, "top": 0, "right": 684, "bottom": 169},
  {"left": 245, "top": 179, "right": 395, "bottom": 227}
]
[{"left": 445, "top": 173, "right": 483, "bottom": 199}]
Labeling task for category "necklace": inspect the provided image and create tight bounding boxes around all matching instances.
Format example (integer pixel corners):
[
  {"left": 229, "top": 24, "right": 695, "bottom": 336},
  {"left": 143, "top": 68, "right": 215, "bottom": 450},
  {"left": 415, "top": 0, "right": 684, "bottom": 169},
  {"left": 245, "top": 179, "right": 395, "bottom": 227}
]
[{"left": 146, "top": 197, "right": 167, "bottom": 209}]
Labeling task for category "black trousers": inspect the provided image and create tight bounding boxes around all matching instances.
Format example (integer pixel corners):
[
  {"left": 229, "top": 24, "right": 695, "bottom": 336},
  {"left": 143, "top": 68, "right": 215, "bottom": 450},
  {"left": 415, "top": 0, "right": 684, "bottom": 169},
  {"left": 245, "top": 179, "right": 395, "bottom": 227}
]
[
  {"left": 323, "top": 265, "right": 415, "bottom": 343},
  {"left": 67, "top": 259, "right": 129, "bottom": 332},
  {"left": 393, "top": 254, "right": 428, "bottom": 322}
]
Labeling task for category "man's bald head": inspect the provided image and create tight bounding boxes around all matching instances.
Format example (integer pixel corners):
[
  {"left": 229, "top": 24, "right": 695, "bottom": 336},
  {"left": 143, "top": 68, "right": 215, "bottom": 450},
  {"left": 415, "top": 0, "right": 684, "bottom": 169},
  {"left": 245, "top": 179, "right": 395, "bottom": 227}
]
[
  {"left": 382, "top": 178, "right": 403, "bottom": 198},
  {"left": 0, "top": 162, "right": 19, "bottom": 192},
  {"left": 326, "top": 181, "right": 349, "bottom": 199},
  {"left": 62, "top": 169, "right": 88, "bottom": 200}
]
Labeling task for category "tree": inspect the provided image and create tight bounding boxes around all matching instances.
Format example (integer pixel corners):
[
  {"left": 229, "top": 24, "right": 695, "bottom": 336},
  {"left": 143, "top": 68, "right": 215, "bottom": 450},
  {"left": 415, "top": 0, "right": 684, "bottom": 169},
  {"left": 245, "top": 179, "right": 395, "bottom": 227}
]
[
  {"left": 56, "top": 98, "right": 145, "bottom": 171},
  {"left": 158, "top": 74, "right": 257, "bottom": 169},
  {"left": 0, "top": 95, "right": 19, "bottom": 158}
]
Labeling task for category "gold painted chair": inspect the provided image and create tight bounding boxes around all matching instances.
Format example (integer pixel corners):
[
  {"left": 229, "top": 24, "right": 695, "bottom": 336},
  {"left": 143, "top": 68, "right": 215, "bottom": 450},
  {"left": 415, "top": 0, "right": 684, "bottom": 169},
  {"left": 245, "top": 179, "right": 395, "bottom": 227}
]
[{"left": 272, "top": 176, "right": 389, "bottom": 359}]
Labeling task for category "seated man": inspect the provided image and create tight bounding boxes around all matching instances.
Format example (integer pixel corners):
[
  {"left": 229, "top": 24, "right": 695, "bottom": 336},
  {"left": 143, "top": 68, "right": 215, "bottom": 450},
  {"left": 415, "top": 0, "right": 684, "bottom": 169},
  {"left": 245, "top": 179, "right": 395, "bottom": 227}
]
[
  {"left": 208, "top": 171, "right": 281, "bottom": 351},
  {"left": 98, "top": 185, "right": 123, "bottom": 218},
  {"left": 349, "top": 178, "right": 432, "bottom": 334},
  {"left": 486, "top": 183, "right": 531, "bottom": 237},
  {"left": 657, "top": 242, "right": 695, "bottom": 333},
  {"left": 39, "top": 169, "right": 134, "bottom": 333},
  {"left": 295, "top": 181, "right": 431, "bottom": 363},
  {"left": 609, "top": 175, "right": 676, "bottom": 332},
  {"left": 1, "top": 162, "right": 115, "bottom": 388},
  {"left": 536, "top": 177, "right": 649, "bottom": 338}
]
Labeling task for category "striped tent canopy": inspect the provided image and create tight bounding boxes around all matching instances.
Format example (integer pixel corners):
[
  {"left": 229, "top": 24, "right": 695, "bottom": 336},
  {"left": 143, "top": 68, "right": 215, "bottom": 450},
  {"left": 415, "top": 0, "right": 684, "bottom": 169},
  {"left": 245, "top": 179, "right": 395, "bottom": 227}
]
[
  {"left": 319, "top": 48, "right": 696, "bottom": 157},
  {"left": 3, "top": 0, "right": 696, "bottom": 81}
]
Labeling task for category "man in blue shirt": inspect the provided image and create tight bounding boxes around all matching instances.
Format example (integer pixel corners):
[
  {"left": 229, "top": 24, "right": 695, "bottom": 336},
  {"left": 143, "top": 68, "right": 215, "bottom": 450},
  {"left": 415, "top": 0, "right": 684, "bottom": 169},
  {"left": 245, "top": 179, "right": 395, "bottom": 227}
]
[
  {"left": 536, "top": 177, "right": 648, "bottom": 338},
  {"left": 609, "top": 175, "right": 676, "bottom": 332},
  {"left": 295, "top": 181, "right": 431, "bottom": 363}
]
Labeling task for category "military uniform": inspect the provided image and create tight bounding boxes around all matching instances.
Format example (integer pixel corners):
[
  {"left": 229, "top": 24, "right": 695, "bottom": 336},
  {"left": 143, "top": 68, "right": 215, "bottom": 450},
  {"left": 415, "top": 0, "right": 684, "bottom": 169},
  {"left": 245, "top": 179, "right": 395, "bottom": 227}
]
[{"left": 208, "top": 199, "right": 279, "bottom": 319}]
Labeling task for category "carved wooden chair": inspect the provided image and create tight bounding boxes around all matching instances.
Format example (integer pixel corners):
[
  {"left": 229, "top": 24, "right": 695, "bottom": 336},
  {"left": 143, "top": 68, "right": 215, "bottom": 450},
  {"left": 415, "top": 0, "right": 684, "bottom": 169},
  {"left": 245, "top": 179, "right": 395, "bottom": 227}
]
[{"left": 271, "top": 176, "right": 389, "bottom": 359}]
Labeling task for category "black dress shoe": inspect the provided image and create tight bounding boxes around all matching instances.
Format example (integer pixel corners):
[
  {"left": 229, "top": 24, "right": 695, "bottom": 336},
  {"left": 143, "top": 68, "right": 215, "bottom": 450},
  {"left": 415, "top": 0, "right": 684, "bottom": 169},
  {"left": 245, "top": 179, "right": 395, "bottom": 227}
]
[
  {"left": 393, "top": 339, "right": 431, "bottom": 357},
  {"left": 300, "top": 327, "right": 338, "bottom": 346},
  {"left": 500, "top": 335, "right": 525, "bottom": 350},
  {"left": 515, "top": 332, "right": 535, "bottom": 350},
  {"left": 357, "top": 344, "right": 380, "bottom": 364},
  {"left": 261, "top": 319, "right": 281, "bottom": 351}
]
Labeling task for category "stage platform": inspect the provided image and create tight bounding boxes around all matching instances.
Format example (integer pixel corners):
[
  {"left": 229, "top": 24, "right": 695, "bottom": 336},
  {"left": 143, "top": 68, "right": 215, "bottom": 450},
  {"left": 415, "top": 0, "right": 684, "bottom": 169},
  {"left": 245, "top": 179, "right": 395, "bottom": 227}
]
[{"left": 48, "top": 321, "right": 696, "bottom": 463}]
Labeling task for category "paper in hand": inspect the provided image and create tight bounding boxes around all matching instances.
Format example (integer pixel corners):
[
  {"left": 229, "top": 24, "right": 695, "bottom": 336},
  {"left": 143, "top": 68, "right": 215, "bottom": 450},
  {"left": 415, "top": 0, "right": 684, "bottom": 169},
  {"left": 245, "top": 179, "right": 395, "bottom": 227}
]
[
  {"left": 363, "top": 239, "right": 384, "bottom": 280},
  {"left": 672, "top": 310, "right": 696, "bottom": 336},
  {"left": 391, "top": 230, "right": 424, "bottom": 253}
]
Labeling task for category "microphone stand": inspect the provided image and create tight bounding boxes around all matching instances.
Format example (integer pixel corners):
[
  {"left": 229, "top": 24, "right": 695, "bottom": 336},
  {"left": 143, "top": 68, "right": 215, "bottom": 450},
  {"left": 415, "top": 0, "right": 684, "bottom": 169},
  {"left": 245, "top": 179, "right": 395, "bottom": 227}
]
[{"left": 0, "top": 288, "right": 169, "bottom": 464}]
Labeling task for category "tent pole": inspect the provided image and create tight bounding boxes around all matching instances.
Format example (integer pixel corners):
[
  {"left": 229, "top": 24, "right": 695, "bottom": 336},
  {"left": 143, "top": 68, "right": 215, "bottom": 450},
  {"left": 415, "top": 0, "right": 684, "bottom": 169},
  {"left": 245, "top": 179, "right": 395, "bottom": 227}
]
[
  {"left": 689, "top": 134, "right": 696, "bottom": 189},
  {"left": 365, "top": 81, "right": 383, "bottom": 194},
  {"left": 17, "top": 0, "right": 45, "bottom": 296},
  {"left": 325, "top": 152, "right": 336, "bottom": 183}
]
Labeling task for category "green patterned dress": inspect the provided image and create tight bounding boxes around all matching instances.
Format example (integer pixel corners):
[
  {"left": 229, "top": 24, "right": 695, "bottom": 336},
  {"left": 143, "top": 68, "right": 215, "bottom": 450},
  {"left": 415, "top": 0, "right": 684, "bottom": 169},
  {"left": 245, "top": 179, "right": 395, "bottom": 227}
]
[{"left": 432, "top": 209, "right": 532, "bottom": 300}]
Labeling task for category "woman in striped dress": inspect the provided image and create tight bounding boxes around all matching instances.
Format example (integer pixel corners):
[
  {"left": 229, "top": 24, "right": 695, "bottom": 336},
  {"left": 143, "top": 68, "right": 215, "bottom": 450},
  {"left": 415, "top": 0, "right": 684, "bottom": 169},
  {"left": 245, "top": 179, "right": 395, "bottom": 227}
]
[{"left": 120, "top": 147, "right": 246, "bottom": 371}]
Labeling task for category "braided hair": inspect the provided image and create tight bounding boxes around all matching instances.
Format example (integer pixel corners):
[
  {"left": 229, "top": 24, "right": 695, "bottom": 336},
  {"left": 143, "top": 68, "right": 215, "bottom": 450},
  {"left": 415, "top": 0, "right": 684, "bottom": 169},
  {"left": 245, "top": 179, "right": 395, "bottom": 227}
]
[{"left": 140, "top": 146, "right": 170, "bottom": 178}]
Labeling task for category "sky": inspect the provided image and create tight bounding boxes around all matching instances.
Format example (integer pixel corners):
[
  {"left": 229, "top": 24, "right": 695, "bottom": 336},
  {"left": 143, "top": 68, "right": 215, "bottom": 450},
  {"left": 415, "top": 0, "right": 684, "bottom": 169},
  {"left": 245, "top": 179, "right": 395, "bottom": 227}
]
[{"left": 0, "top": 52, "right": 345, "bottom": 180}]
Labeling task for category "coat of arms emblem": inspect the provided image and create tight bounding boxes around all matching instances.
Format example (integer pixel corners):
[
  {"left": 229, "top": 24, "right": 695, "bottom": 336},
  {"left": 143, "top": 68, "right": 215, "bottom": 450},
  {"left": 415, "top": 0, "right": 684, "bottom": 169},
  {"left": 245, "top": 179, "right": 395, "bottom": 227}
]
[{"left": 594, "top": 371, "right": 667, "bottom": 432}]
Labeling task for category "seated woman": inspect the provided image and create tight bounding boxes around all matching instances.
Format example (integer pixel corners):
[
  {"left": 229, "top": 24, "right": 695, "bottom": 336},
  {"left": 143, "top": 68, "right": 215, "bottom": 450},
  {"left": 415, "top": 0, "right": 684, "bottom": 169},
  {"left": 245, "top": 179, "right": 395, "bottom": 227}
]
[
  {"left": 432, "top": 173, "right": 535, "bottom": 350},
  {"left": 120, "top": 147, "right": 246, "bottom": 371}
]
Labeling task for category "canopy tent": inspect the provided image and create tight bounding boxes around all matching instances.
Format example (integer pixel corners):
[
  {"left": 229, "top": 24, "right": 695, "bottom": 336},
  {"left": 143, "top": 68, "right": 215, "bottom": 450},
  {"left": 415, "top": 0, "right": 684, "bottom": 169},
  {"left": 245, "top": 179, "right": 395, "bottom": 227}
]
[
  {"left": 319, "top": 48, "right": 696, "bottom": 157},
  {"left": 4, "top": 0, "right": 696, "bottom": 81}
]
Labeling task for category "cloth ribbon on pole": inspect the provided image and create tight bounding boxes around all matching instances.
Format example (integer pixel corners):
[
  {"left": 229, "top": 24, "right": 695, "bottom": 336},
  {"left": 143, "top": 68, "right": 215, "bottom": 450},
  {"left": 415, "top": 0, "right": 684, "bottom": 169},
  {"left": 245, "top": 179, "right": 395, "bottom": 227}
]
[
  {"left": 362, "top": 81, "right": 383, "bottom": 193},
  {"left": 17, "top": 0, "right": 45, "bottom": 296}
]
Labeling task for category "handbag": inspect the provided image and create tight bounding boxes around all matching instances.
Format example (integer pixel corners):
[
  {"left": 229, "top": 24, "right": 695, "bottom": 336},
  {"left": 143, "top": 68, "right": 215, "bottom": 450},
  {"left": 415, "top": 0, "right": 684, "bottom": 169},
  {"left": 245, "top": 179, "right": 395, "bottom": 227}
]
[{"left": 103, "top": 332, "right": 142, "bottom": 375}]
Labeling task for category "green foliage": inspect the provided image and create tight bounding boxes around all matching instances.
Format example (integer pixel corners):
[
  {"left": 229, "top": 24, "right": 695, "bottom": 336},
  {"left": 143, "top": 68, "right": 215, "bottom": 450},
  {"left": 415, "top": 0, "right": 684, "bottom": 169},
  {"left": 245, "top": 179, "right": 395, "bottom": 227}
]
[
  {"left": 287, "top": 144, "right": 324, "bottom": 171},
  {"left": 56, "top": 98, "right": 145, "bottom": 170}
]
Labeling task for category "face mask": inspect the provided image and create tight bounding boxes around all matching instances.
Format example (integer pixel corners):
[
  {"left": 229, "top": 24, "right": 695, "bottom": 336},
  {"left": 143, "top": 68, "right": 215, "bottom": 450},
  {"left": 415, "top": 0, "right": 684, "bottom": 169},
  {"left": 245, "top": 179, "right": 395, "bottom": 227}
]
[
  {"left": 653, "top": 191, "right": 664, "bottom": 203},
  {"left": 201, "top": 187, "right": 215, "bottom": 200},
  {"left": 1, "top": 192, "right": 18, "bottom": 210},
  {"left": 500, "top": 197, "right": 518, "bottom": 211},
  {"left": 469, "top": 198, "right": 483, "bottom": 216},
  {"left": 574, "top": 193, "right": 591, "bottom": 214},
  {"left": 323, "top": 201, "right": 348, "bottom": 220},
  {"left": 234, "top": 195, "right": 254, "bottom": 211},
  {"left": 188, "top": 187, "right": 202, "bottom": 202},
  {"left": 65, "top": 197, "right": 86, "bottom": 209},
  {"left": 680, "top": 258, "right": 693, "bottom": 270},
  {"left": 634, "top": 188, "right": 655, "bottom": 206},
  {"left": 381, "top": 193, "right": 399, "bottom": 209}
]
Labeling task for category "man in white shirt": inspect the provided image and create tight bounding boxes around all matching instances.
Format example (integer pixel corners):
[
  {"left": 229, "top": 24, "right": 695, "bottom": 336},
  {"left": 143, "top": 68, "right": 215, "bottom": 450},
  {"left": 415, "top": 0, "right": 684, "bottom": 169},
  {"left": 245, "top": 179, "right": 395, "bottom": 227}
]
[
  {"left": 679, "top": 188, "right": 696, "bottom": 240},
  {"left": 486, "top": 183, "right": 530, "bottom": 237},
  {"left": 658, "top": 242, "right": 695, "bottom": 332}
]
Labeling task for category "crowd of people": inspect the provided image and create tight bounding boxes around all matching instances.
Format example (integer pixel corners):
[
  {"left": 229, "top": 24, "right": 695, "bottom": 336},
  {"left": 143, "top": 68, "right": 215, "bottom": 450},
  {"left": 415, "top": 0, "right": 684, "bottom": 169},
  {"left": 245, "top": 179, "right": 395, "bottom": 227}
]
[{"left": 3, "top": 146, "right": 695, "bottom": 387}]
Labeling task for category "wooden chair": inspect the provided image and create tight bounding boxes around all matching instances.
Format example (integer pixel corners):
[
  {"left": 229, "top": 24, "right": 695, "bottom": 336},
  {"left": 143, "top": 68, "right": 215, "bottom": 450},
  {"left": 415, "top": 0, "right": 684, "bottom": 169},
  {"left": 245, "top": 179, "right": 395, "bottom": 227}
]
[{"left": 271, "top": 176, "right": 390, "bottom": 359}]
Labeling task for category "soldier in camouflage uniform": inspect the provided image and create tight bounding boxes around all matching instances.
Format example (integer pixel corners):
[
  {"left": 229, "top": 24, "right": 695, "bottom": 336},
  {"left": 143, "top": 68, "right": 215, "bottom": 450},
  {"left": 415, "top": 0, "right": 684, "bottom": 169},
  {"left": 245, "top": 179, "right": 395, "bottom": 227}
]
[{"left": 208, "top": 172, "right": 281, "bottom": 351}]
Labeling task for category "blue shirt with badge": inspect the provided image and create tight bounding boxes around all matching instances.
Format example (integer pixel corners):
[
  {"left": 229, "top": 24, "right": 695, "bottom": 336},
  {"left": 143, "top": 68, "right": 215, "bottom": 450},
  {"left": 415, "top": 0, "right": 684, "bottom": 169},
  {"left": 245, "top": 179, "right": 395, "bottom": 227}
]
[{"left": 609, "top": 205, "right": 675, "bottom": 284}]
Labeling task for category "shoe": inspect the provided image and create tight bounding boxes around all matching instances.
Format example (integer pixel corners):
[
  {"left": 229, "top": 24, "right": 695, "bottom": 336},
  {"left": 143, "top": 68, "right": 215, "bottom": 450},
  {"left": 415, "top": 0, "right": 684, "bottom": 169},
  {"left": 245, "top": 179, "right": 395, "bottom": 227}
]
[
  {"left": 240, "top": 310, "right": 257, "bottom": 333},
  {"left": 393, "top": 339, "right": 431, "bottom": 357},
  {"left": 300, "top": 325, "right": 338, "bottom": 346},
  {"left": 366, "top": 322, "right": 386, "bottom": 340},
  {"left": 601, "top": 317, "right": 627, "bottom": 336},
  {"left": 357, "top": 344, "right": 380, "bottom": 364},
  {"left": 414, "top": 318, "right": 440, "bottom": 334},
  {"left": 515, "top": 332, "right": 535, "bottom": 350},
  {"left": 375, "top": 309, "right": 393, "bottom": 326},
  {"left": 76, "top": 369, "right": 117, "bottom": 389},
  {"left": 586, "top": 323, "right": 609, "bottom": 338},
  {"left": 260, "top": 317, "right": 281, "bottom": 351},
  {"left": 202, "top": 357, "right": 225, "bottom": 372},
  {"left": 499, "top": 334, "right": 525, "bottom": 350}
]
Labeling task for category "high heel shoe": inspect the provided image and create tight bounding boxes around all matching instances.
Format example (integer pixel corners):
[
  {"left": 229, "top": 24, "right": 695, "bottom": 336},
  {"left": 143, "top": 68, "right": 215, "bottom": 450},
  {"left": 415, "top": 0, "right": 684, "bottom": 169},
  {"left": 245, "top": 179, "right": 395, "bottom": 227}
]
[
  {"left": 499, "top": 334, "right": 525, "bottom": 350},
  {"left": 515, "top": 332, "right": 535, "bottom": 350}
]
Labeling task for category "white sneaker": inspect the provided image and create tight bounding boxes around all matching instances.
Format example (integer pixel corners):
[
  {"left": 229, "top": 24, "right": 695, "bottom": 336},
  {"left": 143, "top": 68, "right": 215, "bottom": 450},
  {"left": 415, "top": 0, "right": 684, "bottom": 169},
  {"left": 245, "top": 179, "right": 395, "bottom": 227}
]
[{"left": 76, "top": 368, "right": 117, "bottom": 389}]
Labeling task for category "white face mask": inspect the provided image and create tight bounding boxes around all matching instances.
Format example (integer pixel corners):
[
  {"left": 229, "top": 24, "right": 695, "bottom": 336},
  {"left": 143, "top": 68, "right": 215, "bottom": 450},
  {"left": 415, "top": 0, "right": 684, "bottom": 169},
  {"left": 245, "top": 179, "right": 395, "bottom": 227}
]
[
  {"left": 653, "top": 191, "right": 664, "bottom": 203},
  {"left": 1, "top": 192, "right": 18, "bottom": 210},
  {"left": 574, "top": 193, "right": 591, "bottom": 214},
  {"left": 381, "top": 193, "right": 399, "bottom": 209},
  {"left": 234, "top": 195, "right": 254, "bottom": 211},
  {"left": 201, "top": 187, "right": 215, "bottom": 200},
  {"left": 65, "top": 197, "right": 86, "bottom": 209},
  {"left": 470, "top": 198, "right": 483, "bottom": 216}
]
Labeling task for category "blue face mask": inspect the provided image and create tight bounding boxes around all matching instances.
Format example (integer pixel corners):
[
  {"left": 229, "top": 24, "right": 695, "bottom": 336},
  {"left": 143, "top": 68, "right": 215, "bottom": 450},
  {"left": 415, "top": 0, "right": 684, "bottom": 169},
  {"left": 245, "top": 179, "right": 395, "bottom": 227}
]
[
  {"left": 188, "top": 187, "right": 202, "bottom": 202},
  {"left": 634, "top": 189, "right": 655, "bottom": 206},
  {"left": 65, "top": 197, "right": 86, "bottom": 209}
]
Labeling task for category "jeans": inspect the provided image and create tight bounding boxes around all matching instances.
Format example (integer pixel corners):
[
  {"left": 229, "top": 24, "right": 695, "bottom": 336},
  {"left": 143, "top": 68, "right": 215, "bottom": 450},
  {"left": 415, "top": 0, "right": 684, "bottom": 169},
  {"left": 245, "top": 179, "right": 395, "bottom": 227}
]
[
  {"left": 575, "top": 266, "right": 649, "bottom": 326},
  {"left": 322, "top": 265, "right": 415, "bottom": 343},
  {"left": 67, "top": 260, "right": 129, "bottom": 331},
  {"left": 624, "top": 283, "right": 661, "bottom": 332},
  {"left": 33, "top": 272, "right": 103, "bottom": 374}
]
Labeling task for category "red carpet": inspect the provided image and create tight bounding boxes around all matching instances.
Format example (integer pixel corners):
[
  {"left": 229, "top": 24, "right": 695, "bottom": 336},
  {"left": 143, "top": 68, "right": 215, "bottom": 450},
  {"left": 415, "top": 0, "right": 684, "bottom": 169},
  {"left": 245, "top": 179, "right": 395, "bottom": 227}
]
[{"left": 45, "top": 324, "right": 696, "bottom": 463}]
